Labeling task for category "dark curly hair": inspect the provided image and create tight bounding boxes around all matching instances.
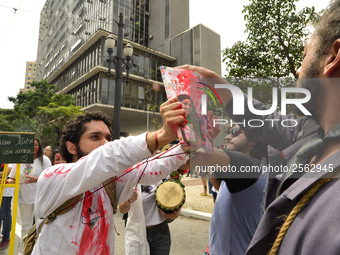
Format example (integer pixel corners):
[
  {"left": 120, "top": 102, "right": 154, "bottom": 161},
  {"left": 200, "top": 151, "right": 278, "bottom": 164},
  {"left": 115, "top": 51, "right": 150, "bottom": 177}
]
[
  {"left": 59, "top": 112, "right": 112, "bottom": 163},
  {"left": 242, "top": 130, "right": 268, "bottom": 162},
  {"left": 227, "top": 125, "right": 268, "bottom": 162}
]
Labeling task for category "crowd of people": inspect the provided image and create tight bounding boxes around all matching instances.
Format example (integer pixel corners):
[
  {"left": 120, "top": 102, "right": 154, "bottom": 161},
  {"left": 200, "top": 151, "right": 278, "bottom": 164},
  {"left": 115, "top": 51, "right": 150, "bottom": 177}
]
[
  {"left": 1, "top": 0, "right": 340, "bottom": 254},
  {"left": 181, "top": 1, "right": 340, "bottom": 254},
  {"left": 0, "top": 139, "right": 67, "bottom": 252}
]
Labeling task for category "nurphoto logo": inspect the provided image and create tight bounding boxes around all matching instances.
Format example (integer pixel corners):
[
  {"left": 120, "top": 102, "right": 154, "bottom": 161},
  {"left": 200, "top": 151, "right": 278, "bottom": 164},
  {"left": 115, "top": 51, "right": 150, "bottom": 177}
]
[{"left": 200, "top": 84, "right": 312, "bottom": 128}]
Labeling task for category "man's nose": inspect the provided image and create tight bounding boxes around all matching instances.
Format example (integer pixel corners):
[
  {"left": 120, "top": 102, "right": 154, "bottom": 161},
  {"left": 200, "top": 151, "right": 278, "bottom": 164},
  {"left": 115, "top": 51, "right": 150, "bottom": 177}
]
[{"left": 225, "top": 134, "right": 232, "bottom": 141}]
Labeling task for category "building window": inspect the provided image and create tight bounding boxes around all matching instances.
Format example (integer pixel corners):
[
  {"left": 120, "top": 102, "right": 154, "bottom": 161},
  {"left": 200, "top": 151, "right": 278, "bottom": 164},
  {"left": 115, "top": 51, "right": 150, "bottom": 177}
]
[
  {"left": 165, "top": 0, "right": 169, "bottom": 39},
  {"left": 144, "top": 54, "right": 150, "bottom": 78},
  {"left": 101, "top": 78, "right": 109, "bottom": 104}
]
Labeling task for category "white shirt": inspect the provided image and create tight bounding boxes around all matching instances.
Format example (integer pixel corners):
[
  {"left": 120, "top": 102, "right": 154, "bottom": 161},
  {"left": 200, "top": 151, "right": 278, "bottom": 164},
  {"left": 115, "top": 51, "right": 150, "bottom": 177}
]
[
  {"left": 142, "top": 182, "right": 166, "bottom": 227},
  {"left": 32, "top": 133, "right": 186, "bottom": 255},
  {"left": 2, "top": 164, "right": 14, "bottom": 197},
  {"left": 9, "top": 156, "right": 52, "bottom": 204}
]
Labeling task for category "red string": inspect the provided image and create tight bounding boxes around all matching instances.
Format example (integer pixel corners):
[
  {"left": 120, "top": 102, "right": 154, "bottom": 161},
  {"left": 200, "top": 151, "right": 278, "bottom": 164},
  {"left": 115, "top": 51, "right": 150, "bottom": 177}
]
[{"left": 45, "top": 143, "right": 188, "bottom": 216}]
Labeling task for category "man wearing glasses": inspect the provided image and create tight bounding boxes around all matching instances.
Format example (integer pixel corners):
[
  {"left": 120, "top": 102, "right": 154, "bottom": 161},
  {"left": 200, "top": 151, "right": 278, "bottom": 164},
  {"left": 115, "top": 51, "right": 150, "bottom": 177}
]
[{"left": 193, "top": 124, "right": 268, "bottom": 255}]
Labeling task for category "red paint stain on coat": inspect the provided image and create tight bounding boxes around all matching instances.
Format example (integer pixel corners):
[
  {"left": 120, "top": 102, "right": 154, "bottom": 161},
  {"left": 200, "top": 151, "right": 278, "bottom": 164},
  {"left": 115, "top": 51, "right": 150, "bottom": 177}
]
[
  {"left": 43, "top": 166, "right": 71, "bottom": 178},
  {"left": 78, "top": 192, "right": 110, "bottom": 255}
]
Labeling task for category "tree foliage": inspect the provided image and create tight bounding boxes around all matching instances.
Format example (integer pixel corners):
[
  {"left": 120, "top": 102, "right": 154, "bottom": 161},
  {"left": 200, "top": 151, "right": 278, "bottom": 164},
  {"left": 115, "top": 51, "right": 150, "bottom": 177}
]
[
  {"left": 224, "top": 0, "right": 319, "bottom": 78},
  {"left": 2, "top": 81, "right": 83, "bottom": 148},
  {"left": 0, "top": 109, "right": 16, "bottom": 131},
  {"left": 223, "top": 0, "right": 319, "bottom": 105}
]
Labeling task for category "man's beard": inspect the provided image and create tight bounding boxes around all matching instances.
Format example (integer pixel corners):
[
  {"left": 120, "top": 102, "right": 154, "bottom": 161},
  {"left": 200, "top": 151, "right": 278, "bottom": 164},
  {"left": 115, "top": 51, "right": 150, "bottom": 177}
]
[
  {"left": 294, "top": 57, "right": 323, "bottom": 120},
  {"left": 76, "top": 145, "right": 87, "bottom": 159},
  {"left": 226, "top": 141, "right": 248, "bottom": 154}
]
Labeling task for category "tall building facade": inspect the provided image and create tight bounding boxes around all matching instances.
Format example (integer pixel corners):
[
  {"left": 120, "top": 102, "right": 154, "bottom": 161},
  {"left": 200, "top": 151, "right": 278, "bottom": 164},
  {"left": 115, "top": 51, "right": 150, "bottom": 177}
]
[
  {"left": 21, "top": 61, "right": 37, "bottom": 93},
  {"left": 36, "top": 0, "right": 221, "bottom": 136}
]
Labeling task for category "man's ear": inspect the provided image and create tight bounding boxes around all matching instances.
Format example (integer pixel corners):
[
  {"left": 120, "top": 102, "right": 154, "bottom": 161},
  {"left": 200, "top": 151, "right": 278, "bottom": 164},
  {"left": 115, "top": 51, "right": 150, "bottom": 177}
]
[
  {"left": 324, "top": 39, "right": 340, "bottom": 77},
  {"left": 66, "top": 141, "right": 77, "bottom": 156}
]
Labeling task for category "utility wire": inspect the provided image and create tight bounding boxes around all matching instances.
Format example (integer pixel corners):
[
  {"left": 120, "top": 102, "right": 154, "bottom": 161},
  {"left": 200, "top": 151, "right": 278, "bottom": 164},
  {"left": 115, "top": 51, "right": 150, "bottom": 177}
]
[{"left": 0, "top": 0, "right": 24, "bottom": 46}]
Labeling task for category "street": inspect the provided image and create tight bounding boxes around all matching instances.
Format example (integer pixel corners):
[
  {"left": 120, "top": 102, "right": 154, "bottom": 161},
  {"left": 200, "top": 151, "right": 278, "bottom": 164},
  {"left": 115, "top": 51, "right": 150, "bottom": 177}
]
[
  {"left": 0, "top": 175, "right": 212, "bottom": 255},
  {"left": 114, "top": 212, "right": 210, "bottom": 255},
  {"left": 1, "top": 211, "right": 210, "bottom": 255}
]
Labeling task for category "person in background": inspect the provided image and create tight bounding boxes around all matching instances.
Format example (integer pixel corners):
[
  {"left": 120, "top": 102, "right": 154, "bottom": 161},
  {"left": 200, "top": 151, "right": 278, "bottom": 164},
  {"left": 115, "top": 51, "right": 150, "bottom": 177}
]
[
  {"left": 208, "top": 178, "right": 218, "bottom": 203},
  {"left": 119, "top": 186, "right": 149, "bottom": 255},
  {"left": 141, "top": 181, "right": 181, "bottom": 255},
  {"left": 191, "top": 125, "right": 268, "bottom": 255},
  {"left": 212, "top": 126, "right": 267, "bottom": 255},
  {"left": 200, "top": 175, "right": 208, "bottom": 196},
  {"left": 52, "top": 150, "right": 67, "bottom": 165},
  {"left": 43, "top": 146, "right": 53, "bottom": 163},
  {"left": 0, "top": 164, "right": 14, "bottom": 250},
  {"left": 7, "top": 138, "right": 52, "bottom": 254},
  {"left": 119, "top": 146, "right": 183, "bottom": 255}
]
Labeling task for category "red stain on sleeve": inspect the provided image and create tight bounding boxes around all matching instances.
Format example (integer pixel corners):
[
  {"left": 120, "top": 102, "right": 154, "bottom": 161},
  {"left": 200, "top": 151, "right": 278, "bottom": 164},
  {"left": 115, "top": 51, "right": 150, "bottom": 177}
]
[
  {"left": 71, "top": 240, "right": 78, "bottom": 246},
  {"left": 43, "top": 166, "right": 71, "bottom": 178},
  {"left": 176, "top": 155, "right": 184, "bottom": 160},
  {"left": 122, "top": 161, "right": 142, "bottom": 176}
]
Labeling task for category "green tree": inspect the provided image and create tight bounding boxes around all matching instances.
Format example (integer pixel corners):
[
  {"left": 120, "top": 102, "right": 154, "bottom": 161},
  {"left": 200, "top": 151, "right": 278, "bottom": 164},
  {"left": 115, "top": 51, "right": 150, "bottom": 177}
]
[
  {"left": 6, "top": 81, "right": 82, "bottom": 148},
  {"left": 0, "top": 109, "right": 16, "bottom": 131},
  {"left": 36, "top": 103, "right": 83, "bottom": 147},
  {"left": 223, "top": 0, "right": 320, "bottom": 106},
  {"left": 224, "top": 0, "right": 319, "bottom": 79}
]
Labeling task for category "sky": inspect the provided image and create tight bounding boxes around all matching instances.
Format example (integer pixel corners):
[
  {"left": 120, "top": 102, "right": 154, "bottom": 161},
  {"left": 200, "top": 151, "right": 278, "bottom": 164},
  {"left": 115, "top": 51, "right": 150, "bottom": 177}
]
[{"left": 0, "top": 0, "right": 328, "bottom": 109}]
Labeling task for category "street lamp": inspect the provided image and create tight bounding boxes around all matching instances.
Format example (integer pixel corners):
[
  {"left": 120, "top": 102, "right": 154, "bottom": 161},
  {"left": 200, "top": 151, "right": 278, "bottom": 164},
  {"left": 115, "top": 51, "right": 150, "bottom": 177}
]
[{"left": 105, "top": 12, "right": 133, "bottom": 140}]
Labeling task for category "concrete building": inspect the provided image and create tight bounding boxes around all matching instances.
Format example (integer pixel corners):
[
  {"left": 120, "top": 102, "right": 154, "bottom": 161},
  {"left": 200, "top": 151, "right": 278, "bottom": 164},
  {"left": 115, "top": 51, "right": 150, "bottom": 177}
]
[
  {"left": 36, "top": 0, "right": 221, "bottom": 136},
  {"left": 171, "top": 24, "right": 221, "bottom": 74},
  {"left": 21, "top": 61, "right": 37, "bottom": 93}
]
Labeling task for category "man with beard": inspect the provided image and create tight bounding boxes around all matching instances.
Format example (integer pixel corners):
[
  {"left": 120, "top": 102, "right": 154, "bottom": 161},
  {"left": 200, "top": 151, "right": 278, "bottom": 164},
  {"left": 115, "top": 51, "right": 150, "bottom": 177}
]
[
  {"left": 203, "top": 125, "right": 268, "bottom": 255},
  {"left": 246, "top": 1, "right": 340, "bottom": 252},
  {"left": 180, "top": 0, "right": 340, "bottom": 253},
  {"left": 179, "top": 78, "right": 318, "bottom": 207},
  {"left": 32, "top": 98, "right": 189, "bottom": 254}
]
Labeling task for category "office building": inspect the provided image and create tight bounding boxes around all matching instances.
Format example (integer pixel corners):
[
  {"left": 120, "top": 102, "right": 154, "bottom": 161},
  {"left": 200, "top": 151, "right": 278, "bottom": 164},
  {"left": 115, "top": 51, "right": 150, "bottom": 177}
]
[
  {"left": 21, "top": 61, "right": 37, "bottom": 93},
  {"left": 36, "top": 0, "right": 221, "bottom": 135}
]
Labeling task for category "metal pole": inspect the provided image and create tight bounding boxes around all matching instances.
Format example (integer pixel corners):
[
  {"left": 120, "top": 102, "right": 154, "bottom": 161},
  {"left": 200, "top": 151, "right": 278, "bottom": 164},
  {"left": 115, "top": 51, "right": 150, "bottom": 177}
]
[
  {"left": 113, "top": 12, "right": 124, "bottom": 140},
  {"left": 147, "top": 104, "right": 150, "bottom": 132}
]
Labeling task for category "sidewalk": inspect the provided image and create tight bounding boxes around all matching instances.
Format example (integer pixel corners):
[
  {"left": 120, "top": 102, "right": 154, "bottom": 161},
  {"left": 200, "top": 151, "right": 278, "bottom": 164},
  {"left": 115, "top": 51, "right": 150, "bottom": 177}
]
[{"left": 179, "top": 175, "right": 214, "bottom": 221}]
